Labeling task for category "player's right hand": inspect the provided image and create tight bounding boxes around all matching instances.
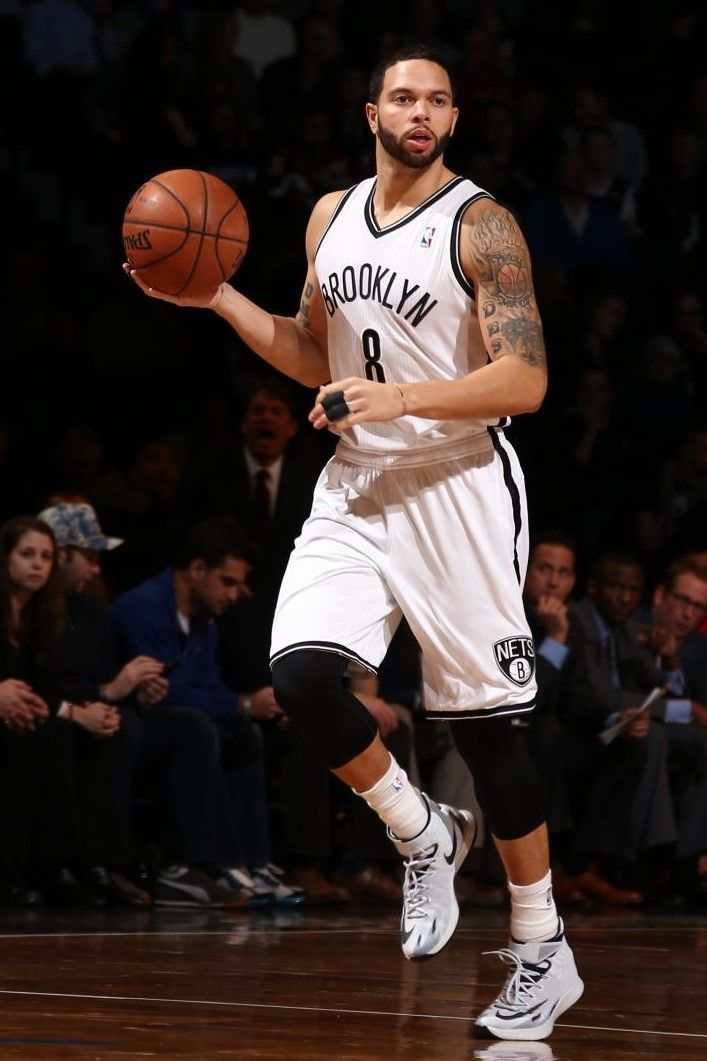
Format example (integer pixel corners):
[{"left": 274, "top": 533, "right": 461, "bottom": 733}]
[{"left": 122, "top": 264, "right": 227, "bottom": 311}]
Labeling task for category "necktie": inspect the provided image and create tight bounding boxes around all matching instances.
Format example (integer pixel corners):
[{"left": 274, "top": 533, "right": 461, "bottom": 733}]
[{"left": 252, "top": 468, "right": 272, "bottom": 532}]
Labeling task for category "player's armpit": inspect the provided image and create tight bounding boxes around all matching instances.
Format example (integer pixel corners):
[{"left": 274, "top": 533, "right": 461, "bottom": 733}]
[{"left": 462, "top": 203, "right": 547, "bottom": 372}]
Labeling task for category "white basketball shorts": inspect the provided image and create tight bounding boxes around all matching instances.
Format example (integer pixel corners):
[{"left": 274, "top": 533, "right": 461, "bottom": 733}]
[{"left": 270, "top": 431, "right": 537, "bottom": 718}]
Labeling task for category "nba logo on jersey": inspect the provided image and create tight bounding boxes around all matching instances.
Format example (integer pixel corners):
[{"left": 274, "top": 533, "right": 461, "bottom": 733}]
[
  {"left": 493, "top": 636, "right": 535, "bottom": 687},
  {"left": 420, "top": 226, "right": 436, "bottom": 248}
]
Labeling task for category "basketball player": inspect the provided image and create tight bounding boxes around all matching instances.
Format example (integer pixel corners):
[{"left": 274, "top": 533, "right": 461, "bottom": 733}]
[{"left": 125, "top": 45, "right": 583, "bottom": 1041}]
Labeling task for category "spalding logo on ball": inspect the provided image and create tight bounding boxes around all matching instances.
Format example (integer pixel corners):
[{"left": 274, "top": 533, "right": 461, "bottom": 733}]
[{"left": 122, "top": 169, "right": 249, "bottom": 298}]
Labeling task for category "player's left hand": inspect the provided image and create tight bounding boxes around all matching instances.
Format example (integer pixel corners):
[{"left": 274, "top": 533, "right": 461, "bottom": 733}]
[{"left": 309, "top": 378, "right": 406, "bottom": 431}]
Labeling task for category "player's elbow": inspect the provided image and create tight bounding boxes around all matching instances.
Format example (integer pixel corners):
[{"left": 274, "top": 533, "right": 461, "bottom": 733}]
[{"left": 517, "top": 368, "right": 547, "bottom": 413}]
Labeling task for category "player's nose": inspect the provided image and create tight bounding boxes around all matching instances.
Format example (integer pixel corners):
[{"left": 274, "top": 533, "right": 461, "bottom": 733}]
[{"left": 410, "top": 98, "right": 431, "bottom": 121}]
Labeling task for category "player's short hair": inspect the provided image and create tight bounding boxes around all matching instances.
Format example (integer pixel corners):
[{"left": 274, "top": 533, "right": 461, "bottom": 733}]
[
  {"left": 368, "top": 44, "right": 456, "bottom": 104},
  {"left": 173, "top": 518, "right": 254, "bottom": 571}
]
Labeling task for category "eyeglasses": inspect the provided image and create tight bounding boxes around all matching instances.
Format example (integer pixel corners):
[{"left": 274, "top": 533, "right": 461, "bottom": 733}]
[{"left": 667, "top": 589, "right": 707, "bottom": 612}]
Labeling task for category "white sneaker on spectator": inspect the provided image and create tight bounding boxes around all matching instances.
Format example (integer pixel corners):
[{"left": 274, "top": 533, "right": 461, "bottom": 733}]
[
  {"left": 251, "top": 863, "right": 306, "bottom": 906},
  {"left": 389, "top": 794, "right": 475, "bottom": 960},
  {"left": 154, "top": 865, "right": 249, "bottom": 909},
  {"left": 217, "top": 867, "right": 271, "bottom": 908},
  {"left": 474, "top": 920, "right": 584, "bottom": 1041}
]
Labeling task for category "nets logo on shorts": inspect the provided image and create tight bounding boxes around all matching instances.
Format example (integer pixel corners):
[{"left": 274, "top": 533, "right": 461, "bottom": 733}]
[{"left": 493, "top": 636, "right": 535, "bottom": 687}]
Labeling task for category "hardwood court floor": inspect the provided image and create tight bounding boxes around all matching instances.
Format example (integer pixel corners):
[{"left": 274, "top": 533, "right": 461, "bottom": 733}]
[{"left": 0, "top": 903, "right": 705, "bottom": 1059}]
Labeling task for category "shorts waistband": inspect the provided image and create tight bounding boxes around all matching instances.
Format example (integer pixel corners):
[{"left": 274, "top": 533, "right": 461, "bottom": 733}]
[{"left": 336, "top": 430, "right": 496, "bottom": 470}]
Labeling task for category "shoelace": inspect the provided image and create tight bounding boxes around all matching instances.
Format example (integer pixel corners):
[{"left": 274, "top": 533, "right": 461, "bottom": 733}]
[
  {"left": 482, "top": 948, "right": 552, "bottom": 1008},
  {"left": 403, "top": 843, "right": 438, "bottom": 919}
]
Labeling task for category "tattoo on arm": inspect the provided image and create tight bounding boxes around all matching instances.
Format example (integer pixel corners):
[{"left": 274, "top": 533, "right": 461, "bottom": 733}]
[
  {"left": 500, "top": 318, "right": 545, "bottom": 367},
  {"left": 468, "top": 207, "right": 547, "bottom": 369},
  {"left": 296, "top": 282, "right": 315, "bottom": 334}
]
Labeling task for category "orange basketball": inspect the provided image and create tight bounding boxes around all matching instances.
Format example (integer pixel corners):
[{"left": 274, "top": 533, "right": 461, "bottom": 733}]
[{"left": 122, "top": 169, "right": 249, "bottom": 298}]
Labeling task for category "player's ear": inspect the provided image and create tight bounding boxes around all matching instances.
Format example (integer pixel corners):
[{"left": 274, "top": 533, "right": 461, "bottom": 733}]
[
  {"left": 365, "top": 102, "right": 378, "bottom": 134},
  {"left": 450, "top": 107, "right": 459, "bottom": 136}
]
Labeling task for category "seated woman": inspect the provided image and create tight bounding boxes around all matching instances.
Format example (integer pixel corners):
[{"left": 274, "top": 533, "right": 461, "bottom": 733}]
[{"left": 0, "top": 515, "right": 145, "bottom": 907}]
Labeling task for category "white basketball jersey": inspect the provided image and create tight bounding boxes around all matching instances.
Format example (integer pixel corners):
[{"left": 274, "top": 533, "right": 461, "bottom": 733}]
[{"left": 315, "top": 174, "right": 499, "bottom": 465}]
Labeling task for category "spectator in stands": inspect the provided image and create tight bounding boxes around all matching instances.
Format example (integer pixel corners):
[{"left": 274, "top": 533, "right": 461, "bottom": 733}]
[
  {"left": 192, "top": 376, "right": 324, "bottom": 700},
  {"left": 522, "top": 147, "right": 632, "bottom": 277},
  {"left": 521, "top": 532, "right": 577, "bottom": 842},
  {"left": 38, "top": 502, "right": 156, "bottom": 906},
  {"left": 38, "top": 501, "right": 248, "bottom": 909},
  {"left": 563, "top": 83, "right": 648, "bottom": 186},
  {"left": 109, "top": 517, "right": 304, "bottom": 906},
  {"left": 0, "top": 516, "right": 78, "bottom": 907},
  {"left": 560, "top": 552, "right": 697, "bottom": 902},
  {"left": 640, "top": 557, "right": 707, "bottom": 901},
  {"left": 91, "top": 436, "right": 187, "bottom": 594},
  {"left": 582, "top": 125, "right": 639, "bottom": 238}
]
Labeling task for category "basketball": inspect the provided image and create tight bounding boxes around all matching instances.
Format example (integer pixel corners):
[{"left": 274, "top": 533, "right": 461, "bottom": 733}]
[{"left": 122, "top": 169, "right": 249, "bottom": 298}]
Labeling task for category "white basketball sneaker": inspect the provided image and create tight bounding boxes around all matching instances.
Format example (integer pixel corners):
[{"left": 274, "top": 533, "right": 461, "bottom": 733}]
[
  {"left": 389, "top": 794, "right": 475, "bottom": 961},
  {"left": 474, "top": 920, "right": 584, "bottom": 1041}
]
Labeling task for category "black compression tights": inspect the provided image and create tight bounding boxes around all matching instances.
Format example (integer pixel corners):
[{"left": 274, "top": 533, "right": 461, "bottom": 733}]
[
  {"left": 271, "top": 649, "right": 378, "bottom": 770},
  {"left": 448, "top": 716, "right": 546, "bottom": 841}
]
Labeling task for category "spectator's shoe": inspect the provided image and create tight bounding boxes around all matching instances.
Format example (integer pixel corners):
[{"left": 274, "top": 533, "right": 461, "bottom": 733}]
[
  {"left": 251, "top": 863, "right": 306, "bottom": 906},
  {"left": 473, "top": 920, "right": 584, "bottom": 1041},
  {"left": 154, "top": 865, "right": 249, "bottom": 909},
  {"left": 86, "top": 867, "right": 151, "bottom": 908},
  {"left": 334, "top": 865, "right": 402, "bottom": 906},
  {"left": 287, "top": 865, "right": 351, "bottom": 906},
  {"left": 571, "top": 868, "right": 643, "bottom": 906},
  {"left": 215, "top": 867, "right": 272, "bottom": 908},
  {"left": 389, "top": 794, "right": 475, "bottom": 960}
]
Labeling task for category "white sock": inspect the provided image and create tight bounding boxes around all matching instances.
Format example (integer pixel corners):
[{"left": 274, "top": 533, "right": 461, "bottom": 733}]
[
  {"left": 508, "top": 870, "right": 558, "bottom": 943},
  {"left": 355, "top": 754, "right": 429, "bottom": 841}
]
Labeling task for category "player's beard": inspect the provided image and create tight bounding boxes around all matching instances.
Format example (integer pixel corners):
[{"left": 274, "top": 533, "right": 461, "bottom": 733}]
[{"left": 377, "top": 120, "right": 452, "bottom": 170}]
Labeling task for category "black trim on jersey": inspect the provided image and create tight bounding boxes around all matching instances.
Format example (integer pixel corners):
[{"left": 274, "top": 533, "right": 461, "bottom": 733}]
[
  {"left": 364, "top": 175, "right": 466, "bottom": 237},
  {"left": 424, "top": 697, "right": 535, "bottom": 720},
  {"left": 488, "top": 427, "right": 522, "bottom": 584},
  {"left": 270, "top": 640, "right": 378, "bottom": 675},
  {"left": 313, "top": 184, "right": 358, "bottom": 264},
  {"left": 450, "top": 192, "right": 495, "bottom": 297}
]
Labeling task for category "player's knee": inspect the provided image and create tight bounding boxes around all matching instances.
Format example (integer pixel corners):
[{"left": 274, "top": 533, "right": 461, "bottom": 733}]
[
  {"left": 271, "top": 649, "right": 378, "bottom": 769},
  {"left": 271, "top": 649, "right": 347, "bottom": 716}
]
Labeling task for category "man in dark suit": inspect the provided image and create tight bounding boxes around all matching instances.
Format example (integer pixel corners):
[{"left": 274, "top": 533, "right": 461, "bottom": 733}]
[
  {"left": 559, "top": 551, "right": 677, "bottom": 900},
  {"left": 199, "top": 376, "right": 325, "bottom": 691}
]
